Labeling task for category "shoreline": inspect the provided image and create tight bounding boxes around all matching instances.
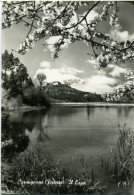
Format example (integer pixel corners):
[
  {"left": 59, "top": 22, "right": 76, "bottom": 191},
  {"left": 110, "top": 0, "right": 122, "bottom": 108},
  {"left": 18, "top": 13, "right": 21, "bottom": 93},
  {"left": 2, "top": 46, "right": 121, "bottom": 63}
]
[
  {"left": 51, "top": 102, "right": 134, "bottom": 107},
  {"left": 3, "top": 102, "right": 134, "bottom": 112},
  {"left": 2, "top": 105, "right": 47, "bottom": 112}
]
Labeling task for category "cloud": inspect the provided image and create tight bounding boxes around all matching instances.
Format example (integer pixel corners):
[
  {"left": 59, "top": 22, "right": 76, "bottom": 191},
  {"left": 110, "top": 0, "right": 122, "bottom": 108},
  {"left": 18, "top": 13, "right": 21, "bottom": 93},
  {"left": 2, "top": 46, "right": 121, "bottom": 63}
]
[
  {"left": 46, "top": 36, "right": 61, "bottom": 45},
  {"left": 34, "top": 61, "right": 84, "bottom": 85},
  {"left": 43, "top": 48, "right": 48, "bottom": 52},
  {"left": 86, "top": 59, "right": 106, "bottom": 75},
  {"left": 40, "top": 61, "right": 50, "bottom": 68},
  {"left": 87, "top": 58, "right": 129, "bottom": 78},
  {"left": 34, "top": 61, "right": 126, "bottom": 94},
  {"left": 66, "top": 9, "right": 98, "bottom": 29},
  {"left": 70, "top": 11, "right": 78, "bottom": 24},
  {"left": 108, "top": 64, "right": 128, "bottom": 77},
  {"left": 45, "top": 9, "right": 99, "bottom": 52},
  {"left": 45, "top": 36, "right": 61, "bottom": 52},
  {"left": 108, "top": 27, "right": 134, "bottom": 42},
  {"left": 72, "top": 75, "right": 117, "bottom": 94},
  {"left": 87, "top": 58, "right": 98, "bottom": 67},
  {"left": 78, "top": 10, "right": 99, "bottom": 30},
  {"left": 86, "top": 10, "right": 99, "bottom": 23},
  {"left": 45, "top": 36, "right": 68, "bottom": 53},
  {"left": 60, "top": 66, "right": 83, "bottom": 75}
]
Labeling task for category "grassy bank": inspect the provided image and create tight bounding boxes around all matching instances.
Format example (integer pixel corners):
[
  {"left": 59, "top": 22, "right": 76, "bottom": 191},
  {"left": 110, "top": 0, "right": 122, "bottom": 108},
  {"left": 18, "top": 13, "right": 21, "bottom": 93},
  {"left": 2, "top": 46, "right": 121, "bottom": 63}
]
[
  {"left": 2, "top": 124, "right": 134, "bottom": 194},
  {"left": 2, "top": 105, "right": 47, "bottom": 112},
  {"left": 2, "top": 147, "right": 105, "bottom": 194}
]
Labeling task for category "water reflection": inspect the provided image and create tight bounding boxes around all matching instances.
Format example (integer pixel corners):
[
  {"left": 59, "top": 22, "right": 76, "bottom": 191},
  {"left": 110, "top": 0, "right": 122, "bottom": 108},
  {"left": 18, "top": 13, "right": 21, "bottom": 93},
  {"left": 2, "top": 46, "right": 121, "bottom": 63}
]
[
  {"left": 47, "top": 106, "right": 80, "bottom": 117},
  {"left": 86, "top": 106, "right": 95, "bottom": 121},
  {"left": 116, "top": 106, "right": 134, "bottom": 119},
  {"left": 2, "top": 113, "right": 30, "bottom": 162},
  {"left": 2, "top": 109, "right": 51, "bottom": 162},
  {"left": 37, "top": 112, "right": 50, "bottom": 142},
  {"left": 2, "top": 106, "right": 134, "bottom": 164},
  {"left": 22, "top": 109, "right": 51, "bottom": 143},
  {"left": 22, "top": 111, "right": 36, "bottom": 132}
]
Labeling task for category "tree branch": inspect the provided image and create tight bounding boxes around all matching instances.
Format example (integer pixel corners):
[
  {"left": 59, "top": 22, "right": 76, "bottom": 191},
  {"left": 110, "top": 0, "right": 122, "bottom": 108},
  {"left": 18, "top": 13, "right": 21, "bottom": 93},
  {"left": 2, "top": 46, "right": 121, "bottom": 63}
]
[
  {"left": 119, "top": 41, "right": 134, "bottom": 52},
  {"left": 85, "top": 18, "right": 98, "bottom": 58},
  {"left": 65, "top": 1, "right": 100, "bottom": 30},
  {"left": 45, "top": 2, "right": 70, "bottom": 29},
  {"left": 21, "top": 19, "right": 37, "bottom": 29},
  {"left": 26, "top": 2, "right": 35, "bottom": 37}
]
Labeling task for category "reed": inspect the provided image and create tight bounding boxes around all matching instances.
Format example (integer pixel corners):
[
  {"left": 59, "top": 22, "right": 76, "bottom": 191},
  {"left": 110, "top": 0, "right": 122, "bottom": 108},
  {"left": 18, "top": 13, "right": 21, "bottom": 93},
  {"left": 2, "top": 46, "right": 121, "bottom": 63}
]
[
  {"left": 111, "top": 124, "right": 134, "bottom": 187},
  {"left": 2, "top": 124, "right": 134, "bottom": 194},
  {"left": 2, "top": 146, "right": 103, "bottom": 194},
  {"left": 99, "top": 124, "right": 134, "bottom": 191}
]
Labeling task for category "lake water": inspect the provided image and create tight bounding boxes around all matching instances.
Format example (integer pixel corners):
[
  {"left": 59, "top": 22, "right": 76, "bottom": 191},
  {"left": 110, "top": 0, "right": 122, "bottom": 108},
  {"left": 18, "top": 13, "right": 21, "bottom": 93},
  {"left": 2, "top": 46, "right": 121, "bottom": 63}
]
[
  {"left": 7, "top": 105, "right": 134, "bottom": 165},
  {"left": 2, "top": 105, "right": 134, "bottom": 193}
]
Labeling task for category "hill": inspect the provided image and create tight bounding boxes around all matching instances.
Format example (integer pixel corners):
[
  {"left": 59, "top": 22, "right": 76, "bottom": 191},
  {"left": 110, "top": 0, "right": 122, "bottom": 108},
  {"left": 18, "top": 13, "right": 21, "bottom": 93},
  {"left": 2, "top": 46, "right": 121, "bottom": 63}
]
[{"left": 43, "top": 82, "right": 103, "bottom": 103}]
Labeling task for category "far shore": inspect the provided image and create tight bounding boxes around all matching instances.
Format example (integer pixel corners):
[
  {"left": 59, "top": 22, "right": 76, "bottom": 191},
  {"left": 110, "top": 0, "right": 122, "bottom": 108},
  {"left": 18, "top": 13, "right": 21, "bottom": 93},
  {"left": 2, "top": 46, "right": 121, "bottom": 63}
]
[
  {"left": 51, "top": 102, "right": 134, "bottom": 107},
  {"left": 2, "top": 105, "right": 47, "bottom": 112},
  {"left": 3, "top": 102, "right": 134, "bottom": 112}
]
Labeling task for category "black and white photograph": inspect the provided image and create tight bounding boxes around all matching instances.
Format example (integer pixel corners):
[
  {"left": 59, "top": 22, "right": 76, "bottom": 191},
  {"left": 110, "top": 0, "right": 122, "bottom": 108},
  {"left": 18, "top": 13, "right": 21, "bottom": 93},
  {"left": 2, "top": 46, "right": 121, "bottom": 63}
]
[{"left": 1, "top": 1, "right": 134, "bottom": 194}]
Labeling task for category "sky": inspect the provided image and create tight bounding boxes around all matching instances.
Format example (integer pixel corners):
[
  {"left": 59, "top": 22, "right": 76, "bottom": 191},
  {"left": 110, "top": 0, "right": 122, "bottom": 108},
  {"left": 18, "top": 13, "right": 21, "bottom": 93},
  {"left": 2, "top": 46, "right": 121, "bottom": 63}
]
[{"left": 2, "top": 1, "right": 134, "bottom": 94}]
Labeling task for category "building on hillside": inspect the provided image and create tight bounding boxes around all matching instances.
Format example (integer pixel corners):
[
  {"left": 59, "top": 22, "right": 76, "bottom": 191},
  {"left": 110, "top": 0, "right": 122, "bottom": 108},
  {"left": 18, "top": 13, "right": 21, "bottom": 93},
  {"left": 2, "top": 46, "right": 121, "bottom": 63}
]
[
  {"left": 53, "top": 81, "right": 61, "bottom": 86},
  {"left": 42, "top": 82, "right": 48, "bottom": 87}
]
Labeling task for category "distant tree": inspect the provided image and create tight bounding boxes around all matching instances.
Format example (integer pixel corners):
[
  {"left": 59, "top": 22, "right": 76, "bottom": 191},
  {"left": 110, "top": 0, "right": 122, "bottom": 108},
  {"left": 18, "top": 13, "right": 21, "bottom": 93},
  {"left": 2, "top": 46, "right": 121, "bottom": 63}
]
[
  {"left": 2, "top": 50, "right": 19, "bottom": 75},
  {"left": 23, "top": 87, "right": 38, "bottom": 106},
  {"left": 2, "top": 50, "right": 34, "bottom": 99},
  {"left": 2, "top": 50, "right": 20, "bottom": 91},
  {"left": 7, "top": 65, "right": 33, "bottom": 98},
  {"left": 37, "top": 73, "right": 46, "bottom": 89},
  {"left": 2, "top": 50, "right": 50, "bottom": 107},
  {"left": 7, "top": 70, "right": 19, "bottom": 97},
  {"left": 15, "top": 63, "right": 34, "bottom": 95},
  {"left": 64, "top": 81, "right": 71, "bottom": 86},
  {"left": 23, "top": 86, "right": 50, "bottom": 107},
  {"left": 84, "top": 94, "right": 90, "bottom": 102}
]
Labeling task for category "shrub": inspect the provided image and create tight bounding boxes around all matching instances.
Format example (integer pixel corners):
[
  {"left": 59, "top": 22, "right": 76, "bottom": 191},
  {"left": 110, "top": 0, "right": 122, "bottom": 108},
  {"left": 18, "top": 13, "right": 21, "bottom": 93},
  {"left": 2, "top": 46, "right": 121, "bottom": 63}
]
[
  {"left": 2, "top": 146, "right": 104, "bottom": 194},
  {"left": 23, "top": 87, "right": 50, "bottom": 107}
]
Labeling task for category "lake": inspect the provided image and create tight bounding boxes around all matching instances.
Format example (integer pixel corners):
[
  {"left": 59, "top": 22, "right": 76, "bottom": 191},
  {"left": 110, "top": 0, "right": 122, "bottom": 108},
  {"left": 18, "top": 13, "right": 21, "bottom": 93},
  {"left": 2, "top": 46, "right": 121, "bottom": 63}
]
[
  {"left": 2, "top": 105, "right": 134, "bottom": 194},
  {"left": 7, "top": 105, "right": 134, "bottom": 165}
]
